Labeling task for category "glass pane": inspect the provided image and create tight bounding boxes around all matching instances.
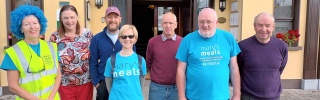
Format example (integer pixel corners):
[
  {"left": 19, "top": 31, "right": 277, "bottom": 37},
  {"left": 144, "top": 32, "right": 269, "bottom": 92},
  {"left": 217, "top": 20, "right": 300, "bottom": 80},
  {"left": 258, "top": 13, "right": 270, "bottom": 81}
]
[
  {"left": 16, "top": 0, "right": 41, "bottom": 7},
  {"left": 274, "top": 21, "right": 293, "bottom": 35},
  {"left": 158, "top": 7, "right": 173, "bottom": 31},
  {"left": 274, "top": 0, "right": 293, "bottom": 18},
  {"left": 111, "top": 0, "right": 127, "bottom": 26},
  {"left": 195, "top": 0, "right": 209, "bottom": 30}
]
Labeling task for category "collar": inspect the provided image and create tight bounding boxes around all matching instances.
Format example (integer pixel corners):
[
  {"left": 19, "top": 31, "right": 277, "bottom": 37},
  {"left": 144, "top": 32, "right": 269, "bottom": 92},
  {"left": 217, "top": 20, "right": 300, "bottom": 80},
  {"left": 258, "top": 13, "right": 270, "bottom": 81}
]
[{"left": 161, "top": 34, "right": 177, "bottom": 41}]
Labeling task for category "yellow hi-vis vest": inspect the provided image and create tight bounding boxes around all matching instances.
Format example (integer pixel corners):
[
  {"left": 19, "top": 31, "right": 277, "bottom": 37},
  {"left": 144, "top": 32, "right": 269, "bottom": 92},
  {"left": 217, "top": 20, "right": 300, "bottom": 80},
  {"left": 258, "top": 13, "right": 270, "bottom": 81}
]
[{"left": 5, "top": 40, "right": 60, "bottom": 100}]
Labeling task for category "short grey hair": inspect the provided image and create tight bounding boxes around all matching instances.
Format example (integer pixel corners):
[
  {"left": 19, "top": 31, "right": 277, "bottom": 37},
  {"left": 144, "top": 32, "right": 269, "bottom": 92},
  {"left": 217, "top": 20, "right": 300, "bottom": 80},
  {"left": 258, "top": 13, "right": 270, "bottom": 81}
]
[{"left": 253, "top": 12, "right": 275, "bottom": 25}]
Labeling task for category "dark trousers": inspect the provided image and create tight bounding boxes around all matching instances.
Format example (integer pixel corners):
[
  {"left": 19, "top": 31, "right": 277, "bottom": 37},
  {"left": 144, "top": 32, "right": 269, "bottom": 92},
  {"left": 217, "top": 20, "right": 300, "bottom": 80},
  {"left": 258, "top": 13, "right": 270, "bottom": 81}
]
[
  {"left": 96, "top": 80, "right": 109, "bottom": 100},
  {"left": 241, "top": 93, "right": 280, "bottom": 100},
  {"left": 187, "top": 98, "right": 230, "bottom": 100},
  {"left": 241, "top": 93, "right": 256, "bottom": 100}
]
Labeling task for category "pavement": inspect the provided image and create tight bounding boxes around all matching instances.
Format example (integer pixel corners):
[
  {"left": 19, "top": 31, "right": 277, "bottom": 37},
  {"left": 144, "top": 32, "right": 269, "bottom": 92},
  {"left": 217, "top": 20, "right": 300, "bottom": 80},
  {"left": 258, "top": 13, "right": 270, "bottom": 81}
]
[{"left": 1, "top": 80, "right": 320, "bottom": 100}]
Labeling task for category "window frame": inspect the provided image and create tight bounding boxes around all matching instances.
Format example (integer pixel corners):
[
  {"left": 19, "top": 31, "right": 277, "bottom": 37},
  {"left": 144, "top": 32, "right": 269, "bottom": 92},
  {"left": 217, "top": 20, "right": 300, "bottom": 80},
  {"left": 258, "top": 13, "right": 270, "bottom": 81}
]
[{"left": 273, "top": 0, "right": 300, "bottom": 46}]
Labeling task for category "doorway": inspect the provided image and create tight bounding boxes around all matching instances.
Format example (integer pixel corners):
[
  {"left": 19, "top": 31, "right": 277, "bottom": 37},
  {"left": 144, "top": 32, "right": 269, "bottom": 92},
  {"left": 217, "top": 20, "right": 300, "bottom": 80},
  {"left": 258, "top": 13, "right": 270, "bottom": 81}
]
[
  {"left": 132, "top": 2, "right": 182, "bottom": 58},
  {"left": 132, "top": 3, "right": 154, "bottom": 58},
  {"left": 110, "top": 0, "right": 211, "bottom": 57}
]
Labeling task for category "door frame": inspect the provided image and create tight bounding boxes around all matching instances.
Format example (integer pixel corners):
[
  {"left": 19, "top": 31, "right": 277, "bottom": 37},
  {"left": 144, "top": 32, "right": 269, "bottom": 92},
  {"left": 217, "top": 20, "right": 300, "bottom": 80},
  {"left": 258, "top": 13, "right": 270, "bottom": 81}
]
[
  {"left": 153, "top": 5, "right": 158, "bottom": 37},
  {"left": 108, "top": 0, "right": 215, "bottom": 36}
]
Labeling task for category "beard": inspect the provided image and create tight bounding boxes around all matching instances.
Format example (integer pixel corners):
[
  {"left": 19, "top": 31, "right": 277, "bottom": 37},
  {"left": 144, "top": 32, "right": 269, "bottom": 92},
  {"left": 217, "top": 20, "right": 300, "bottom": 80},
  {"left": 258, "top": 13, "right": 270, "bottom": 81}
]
[
  {"left": 107, "top": 21, "right": 120, "bottom": 33},
  {"left": 198, "top": 27, "right": 216, "bottom": 38},
  {"left": 199, "top": 31, "right": 214, "bottom": 38},
  {"left": 107, "top": 25, "right": 119, "bottom": 32}
]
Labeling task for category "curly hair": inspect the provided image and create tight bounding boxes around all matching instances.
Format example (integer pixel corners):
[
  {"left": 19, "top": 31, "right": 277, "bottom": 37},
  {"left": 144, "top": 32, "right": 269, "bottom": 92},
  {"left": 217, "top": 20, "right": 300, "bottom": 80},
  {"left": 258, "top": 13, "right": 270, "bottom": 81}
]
[{"left": 10, "top": 5, "right": 47, "bottom": 39}]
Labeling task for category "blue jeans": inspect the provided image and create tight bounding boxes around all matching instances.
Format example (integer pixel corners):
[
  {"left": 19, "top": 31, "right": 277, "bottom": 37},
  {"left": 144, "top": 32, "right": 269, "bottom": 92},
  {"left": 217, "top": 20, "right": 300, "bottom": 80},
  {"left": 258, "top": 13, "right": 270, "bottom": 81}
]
[{"left": 148, "top": 81, "right": 178, "bottom": 100}]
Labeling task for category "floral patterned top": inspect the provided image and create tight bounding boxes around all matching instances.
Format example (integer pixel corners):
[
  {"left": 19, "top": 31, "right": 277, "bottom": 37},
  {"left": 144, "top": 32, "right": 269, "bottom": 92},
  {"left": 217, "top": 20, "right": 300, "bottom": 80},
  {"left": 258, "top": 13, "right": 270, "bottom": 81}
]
[{"left": 49, "top": 28, "right": 93, "bottom": 86}]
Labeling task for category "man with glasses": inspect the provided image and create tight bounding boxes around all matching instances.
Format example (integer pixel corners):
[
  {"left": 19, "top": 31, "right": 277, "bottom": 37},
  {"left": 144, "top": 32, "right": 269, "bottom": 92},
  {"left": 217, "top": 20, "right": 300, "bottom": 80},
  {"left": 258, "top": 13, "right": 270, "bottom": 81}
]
[
  {"left": 176, "top": 8, "right": 241, "bottom": 100},
  {"left": 89, "top": 6, "right": 136, "bottom": 100}
]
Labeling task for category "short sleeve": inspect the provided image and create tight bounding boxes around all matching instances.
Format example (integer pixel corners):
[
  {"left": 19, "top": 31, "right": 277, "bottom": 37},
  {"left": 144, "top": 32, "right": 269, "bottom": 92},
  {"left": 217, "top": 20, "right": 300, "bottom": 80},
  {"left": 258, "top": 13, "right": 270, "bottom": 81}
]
[
  {"left": 104, "top": 57, "right": 112, "bottom": 77},
  {"left": 86, "top": 30, "right": 94, "bottom": 39},
  {"left": 230, "top": 35, "right": 241, "bottom": 57},
  {"left": 0, "top": 53, "right": 18, "bottom": 70},
  {"left": 175, "top": 38, "right": 188, "bottom": 63},
  {"left": 49, "top": 31, "right": 59, "bottom": 43}
]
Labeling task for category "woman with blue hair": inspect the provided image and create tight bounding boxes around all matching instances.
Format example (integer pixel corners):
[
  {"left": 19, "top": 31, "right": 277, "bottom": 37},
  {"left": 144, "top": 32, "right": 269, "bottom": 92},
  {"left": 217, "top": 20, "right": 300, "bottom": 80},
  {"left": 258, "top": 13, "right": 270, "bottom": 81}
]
[{"left": 0, "top": 5, "right": 61, "bottom": 100}]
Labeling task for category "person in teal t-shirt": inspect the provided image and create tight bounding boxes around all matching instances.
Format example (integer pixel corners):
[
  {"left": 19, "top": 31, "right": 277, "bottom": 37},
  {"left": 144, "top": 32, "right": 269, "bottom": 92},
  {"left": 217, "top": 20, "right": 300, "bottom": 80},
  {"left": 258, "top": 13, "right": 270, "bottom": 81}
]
[
  {"left": 175, "top": 8, "right": 241, "bottom": 100},
  {"left": 104, "top": 24, "right": 147, "bottom": 100}
]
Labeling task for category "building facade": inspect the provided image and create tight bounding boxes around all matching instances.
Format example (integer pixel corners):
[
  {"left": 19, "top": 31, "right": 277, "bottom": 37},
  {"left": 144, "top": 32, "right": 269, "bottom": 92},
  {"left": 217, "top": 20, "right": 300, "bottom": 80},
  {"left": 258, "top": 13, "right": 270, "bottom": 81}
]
[{"left": 0, "top": 0, "right": 319, "bottom": 95}]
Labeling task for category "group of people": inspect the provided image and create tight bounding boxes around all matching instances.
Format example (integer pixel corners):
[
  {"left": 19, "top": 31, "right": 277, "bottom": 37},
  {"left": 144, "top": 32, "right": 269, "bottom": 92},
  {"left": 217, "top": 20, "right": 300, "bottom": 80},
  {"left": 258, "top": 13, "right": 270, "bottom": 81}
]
[
  {"left": 175, "top": 8, "right": 288, "bottom": 100},
  {"left": 0, "top": 4, "right": 288, "bottom": 100}
]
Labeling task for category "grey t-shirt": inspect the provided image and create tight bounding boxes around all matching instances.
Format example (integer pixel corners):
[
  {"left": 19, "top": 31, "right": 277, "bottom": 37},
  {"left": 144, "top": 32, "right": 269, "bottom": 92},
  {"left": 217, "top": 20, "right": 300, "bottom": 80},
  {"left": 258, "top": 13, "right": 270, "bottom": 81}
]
[{"left": 106, "top": 30, "right": 119, "bottom": 44}]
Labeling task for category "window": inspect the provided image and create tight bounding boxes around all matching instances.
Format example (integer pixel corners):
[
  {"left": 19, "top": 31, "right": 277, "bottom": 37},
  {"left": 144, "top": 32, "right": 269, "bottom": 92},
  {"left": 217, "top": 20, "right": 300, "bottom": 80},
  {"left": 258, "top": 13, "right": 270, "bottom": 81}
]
[
  {"left": 158, "top": 7, "right": 174, "bottom": 31},
  {"left": 273, "top": 0, "right": 300, "bottom": 46},
  {"left": 194, "top": 0, "right": 210, "bottom": 30},
  {"left": 109, "top": 0, "right": 128, "bottom": 26},
  {"left": 273, "top": 0, "right": 300, "bottom": 35}
]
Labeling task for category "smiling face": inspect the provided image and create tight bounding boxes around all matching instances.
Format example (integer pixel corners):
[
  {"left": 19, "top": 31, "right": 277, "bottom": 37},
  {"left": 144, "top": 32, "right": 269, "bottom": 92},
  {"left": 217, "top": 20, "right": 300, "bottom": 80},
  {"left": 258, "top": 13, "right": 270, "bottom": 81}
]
[
  {"left": 197, "top": 8, "right": 218, "bottom": 38},
  {"left": 60, "top": 10, "right": 78, "bottom": 31},
  {"left": 105, "top": 13, "right": 122, "bottom": 33},
  {"left": 254, "top": 13, "right": 275, "bottom": 43},
  {"left": 119, "top": 28, "right": 136, "bottom": 49},
  {"left": 21, "top": 15, "right": 41, "bottom": 39}
]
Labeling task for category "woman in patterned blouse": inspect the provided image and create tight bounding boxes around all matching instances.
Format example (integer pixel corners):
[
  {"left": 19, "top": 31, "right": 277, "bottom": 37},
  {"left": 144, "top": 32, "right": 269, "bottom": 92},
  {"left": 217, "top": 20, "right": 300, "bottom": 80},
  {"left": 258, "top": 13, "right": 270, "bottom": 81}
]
[{"left": 49, "top": 5, "right": 93, "bottom": 100}]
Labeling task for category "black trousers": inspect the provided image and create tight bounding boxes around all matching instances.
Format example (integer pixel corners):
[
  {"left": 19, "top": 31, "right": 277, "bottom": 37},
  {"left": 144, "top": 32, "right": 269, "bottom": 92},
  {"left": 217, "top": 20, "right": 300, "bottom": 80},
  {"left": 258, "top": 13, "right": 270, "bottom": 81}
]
[
  {"left": 96, "top": 80, "right": 109, "bottom": 100},
  {"left": 241, "top": 93, "right": 256, "bottom": 100},
  {"left": 241, "top": 93, "right": 280, "bottom": 100}
]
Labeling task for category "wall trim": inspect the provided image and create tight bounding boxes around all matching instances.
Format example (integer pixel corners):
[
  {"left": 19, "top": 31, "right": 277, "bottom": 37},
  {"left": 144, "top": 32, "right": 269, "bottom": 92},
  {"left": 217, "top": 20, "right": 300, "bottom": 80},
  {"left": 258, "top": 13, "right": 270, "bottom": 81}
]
[
  {"left": 0, "top": 86, "right": 12, "bottom": 96},
  {"left": 281, "top": 79, "right": 301, "bottom": 89},
  {"left": 288, "top": 46, "right": 303, "bottom": 51},
  {"left": 318, "top": 79, "right": 320, "bottom": 90},
  {"left": 301, "top": 79, "right": 319, "bottom": 90}
]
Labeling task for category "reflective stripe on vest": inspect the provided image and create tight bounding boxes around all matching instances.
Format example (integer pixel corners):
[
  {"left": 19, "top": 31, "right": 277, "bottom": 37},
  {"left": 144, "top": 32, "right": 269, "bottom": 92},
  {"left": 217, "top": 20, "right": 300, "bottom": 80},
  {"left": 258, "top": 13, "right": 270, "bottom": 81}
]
[
  {"left": 6, "top": 40, "right": 59, "bottom": 99},
  {"left": 12, "top": 43, "right": 57, "bottom": 84}
]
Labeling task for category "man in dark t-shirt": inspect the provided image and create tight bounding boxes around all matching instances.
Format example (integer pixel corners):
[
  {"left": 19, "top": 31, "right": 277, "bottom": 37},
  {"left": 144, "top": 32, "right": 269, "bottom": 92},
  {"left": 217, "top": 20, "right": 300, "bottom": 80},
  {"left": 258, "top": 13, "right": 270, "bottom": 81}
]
[{"left": 237, "top": 12, "right": 288, "bottom": 100}]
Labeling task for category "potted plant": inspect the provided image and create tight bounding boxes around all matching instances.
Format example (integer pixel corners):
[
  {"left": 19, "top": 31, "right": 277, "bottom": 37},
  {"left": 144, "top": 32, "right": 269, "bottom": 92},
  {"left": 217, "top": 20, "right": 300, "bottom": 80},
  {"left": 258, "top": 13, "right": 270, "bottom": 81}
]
[{"left": 276, "top": 29, "right": 300, "bottom": 47}]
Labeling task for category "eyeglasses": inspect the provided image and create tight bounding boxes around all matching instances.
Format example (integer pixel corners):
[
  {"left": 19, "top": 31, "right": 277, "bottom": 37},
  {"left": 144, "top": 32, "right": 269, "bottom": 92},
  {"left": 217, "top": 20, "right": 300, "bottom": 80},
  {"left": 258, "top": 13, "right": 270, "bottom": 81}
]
[
  {"left": 199, "top": 20, "right": 214, "bottom": 25},
  {"left": 120, "top": 35, "right": 135, "bottom": 39}
]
